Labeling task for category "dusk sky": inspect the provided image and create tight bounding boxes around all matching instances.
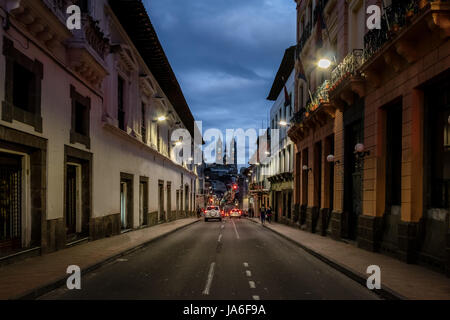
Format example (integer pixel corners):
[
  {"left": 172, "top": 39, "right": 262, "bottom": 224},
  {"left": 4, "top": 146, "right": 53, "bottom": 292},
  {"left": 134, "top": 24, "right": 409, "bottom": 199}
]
[{"left": 145, "top": 0, "right": 296, "bottom": 163}]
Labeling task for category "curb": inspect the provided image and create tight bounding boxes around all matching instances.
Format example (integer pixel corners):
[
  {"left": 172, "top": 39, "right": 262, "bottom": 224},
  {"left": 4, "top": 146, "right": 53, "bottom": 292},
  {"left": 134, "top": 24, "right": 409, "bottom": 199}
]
[
  {"left": 247, "top": 218, "right": 406, "bottom": 300},
  {"left": 13, "top": 218, "right": 201, "bottom": 300}
]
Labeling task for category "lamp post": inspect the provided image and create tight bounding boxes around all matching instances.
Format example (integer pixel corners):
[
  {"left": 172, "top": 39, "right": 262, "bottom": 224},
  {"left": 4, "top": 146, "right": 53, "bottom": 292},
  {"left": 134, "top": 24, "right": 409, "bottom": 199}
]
[{"left": 326, "top": 154, "right": 340, "bottom": 165}]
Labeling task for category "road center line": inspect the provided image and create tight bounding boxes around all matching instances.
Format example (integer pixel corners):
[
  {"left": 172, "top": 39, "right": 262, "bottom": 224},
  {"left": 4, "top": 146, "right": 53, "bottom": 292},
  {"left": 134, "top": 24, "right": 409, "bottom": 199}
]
[
  {"left": 231, "top": 219, "right": 240, "bottom": 239},
  {"left": 249, "top": 281, "right": 256, "bottom": 289},
  {"left": 218, "top": 234, "right": 223, "bottom": 243},
  {"left": 243, "top": 262, "right": 249, "bottom": 268},
  {"left": 246, "top": 270, "right": 252, "bottom": 277},
  {"left": 253, "top": 295, "right": 260, "bottom": 300},
  {"left": 202, "top": 262, "right": 216, "bottom": 296}
]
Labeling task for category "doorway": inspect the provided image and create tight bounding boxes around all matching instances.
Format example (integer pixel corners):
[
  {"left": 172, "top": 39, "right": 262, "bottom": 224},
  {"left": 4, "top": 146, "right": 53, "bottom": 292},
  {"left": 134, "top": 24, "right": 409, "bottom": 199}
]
[
  {"left": 65, "top": 163, "right": 81, "bottom": 241},
  {"left": 158, "top": 181, "right": 165, "bottom": 222},
  {"left": 344, "top": 120, "right": 363, "bottom": 240},
  {"left": 139, "top": 177, "right": 148, "bottom": 226},
  {"left": 0, "top": 152, "right": 23, "bottom": 254},
  {"left": 120, "top": 173, "right": 133, "bottom": 230},
  {"left": 385, "top": 102, "right": 402, "bottom": 210},
  {"left": 167, "top": 182, "right": 172, "bottom": 221}
]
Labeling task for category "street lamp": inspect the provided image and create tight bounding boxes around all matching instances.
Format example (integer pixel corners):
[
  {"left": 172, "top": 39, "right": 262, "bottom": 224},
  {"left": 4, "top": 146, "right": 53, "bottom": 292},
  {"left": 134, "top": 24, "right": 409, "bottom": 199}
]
[
  {"left": 318, "top": 58, "right": 332, "bottom": 69},
  {"left": 326, "top": 154, "right": 340, "bottom": 165}
]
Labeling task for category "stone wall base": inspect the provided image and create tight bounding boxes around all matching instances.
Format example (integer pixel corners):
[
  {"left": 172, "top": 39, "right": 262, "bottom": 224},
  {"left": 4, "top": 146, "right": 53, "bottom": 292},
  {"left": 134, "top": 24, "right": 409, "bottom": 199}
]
[
  {"left": 300, "top": 204, "right": 307, "bottom": 226},
  {"left": 319, "top": 208, "right": 331, "bottom": 236},
  {"left": 306, "top": 206, "right": 319, "bottom": 233},
  {"left": 41, "top": 218, "right": 65, "bottom": 254},
  {"left": 357, "top": 215, "right": 383, "bottom": 252},
  {"left": 89, "top": 213, "right": 121, "bottom": 241},
  {"left": 397, "top": 220, "right": 420, "bottom": 264},
  {"left": 330, "top": 211, "right": 343, "bottom": 240}
]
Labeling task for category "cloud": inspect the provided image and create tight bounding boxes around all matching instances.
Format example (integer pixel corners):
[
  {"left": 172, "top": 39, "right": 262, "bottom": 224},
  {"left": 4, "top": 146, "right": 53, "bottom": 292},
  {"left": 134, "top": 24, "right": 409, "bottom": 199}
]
[{"left": 144, "top": 0, "right": 296, "bottom": 164}]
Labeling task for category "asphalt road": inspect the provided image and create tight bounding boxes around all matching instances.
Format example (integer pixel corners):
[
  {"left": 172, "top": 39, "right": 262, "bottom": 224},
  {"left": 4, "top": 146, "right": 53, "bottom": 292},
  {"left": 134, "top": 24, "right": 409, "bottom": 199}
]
[{"left": 40, "top": 218, "right": 379, "bottom": 300}]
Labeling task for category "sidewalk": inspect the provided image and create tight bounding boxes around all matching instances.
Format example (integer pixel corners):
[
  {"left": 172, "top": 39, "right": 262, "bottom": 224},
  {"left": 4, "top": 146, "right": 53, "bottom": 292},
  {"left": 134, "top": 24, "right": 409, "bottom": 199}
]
[
  {"left": 0, "top": 217, "right": 200, "bottom": 300},
  {"left": 249, "top": 218, "right": 450, "bottom": 300}
]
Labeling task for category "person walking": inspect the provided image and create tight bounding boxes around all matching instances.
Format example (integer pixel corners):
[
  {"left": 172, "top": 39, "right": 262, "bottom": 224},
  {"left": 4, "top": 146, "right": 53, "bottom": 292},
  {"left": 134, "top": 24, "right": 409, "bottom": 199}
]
[
  {"left": 266, "top": 206, "right": 272, "bottom": 223},
  {"left": 260, "top": 206, "right": 266, "bottom": 224},
  {"left": 196, "top": 207, "right": 202, "bottom": 219}
]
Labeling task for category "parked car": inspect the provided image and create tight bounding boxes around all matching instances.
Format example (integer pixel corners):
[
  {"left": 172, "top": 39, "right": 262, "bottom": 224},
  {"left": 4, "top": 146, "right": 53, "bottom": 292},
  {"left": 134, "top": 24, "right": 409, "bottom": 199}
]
[{"left": 204, "top": 206, "right": 222, "bottom": 222}]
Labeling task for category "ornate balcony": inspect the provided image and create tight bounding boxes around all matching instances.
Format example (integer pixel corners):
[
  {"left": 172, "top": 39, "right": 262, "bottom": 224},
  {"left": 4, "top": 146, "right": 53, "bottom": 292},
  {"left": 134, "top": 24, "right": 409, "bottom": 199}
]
[
  {"left": 328, "top": 49, "right": 366, "bottom": 107},
  {"left": 268, "top": 172, "right": 293, "bottom": 184},
  {"left": 288, "top": 80, "right": 336, "bottom": 143},
  {"left": 361, "top": 0, "right": 450, "bottom": 87},
  {"left": 9, "top": 0, "right": 73, "bottom": 50},
  {"left": 67, "top": 14, "right": 110, "bottom": 89}
]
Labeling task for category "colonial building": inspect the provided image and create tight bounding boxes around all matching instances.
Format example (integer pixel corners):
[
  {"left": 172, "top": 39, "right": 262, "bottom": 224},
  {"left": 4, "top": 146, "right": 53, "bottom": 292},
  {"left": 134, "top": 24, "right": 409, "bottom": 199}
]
[
  {"left": 0, "top": 0, "right": 199, "bottom": 260},
  {"left": 248, "top": 132, "right": 271, "bottom": 218},
  {"left": 266, "top": 46, "right": 295, "bottom": 224},
  {"left": 289, "top": 0, "right": 450, "bottom": 274}
]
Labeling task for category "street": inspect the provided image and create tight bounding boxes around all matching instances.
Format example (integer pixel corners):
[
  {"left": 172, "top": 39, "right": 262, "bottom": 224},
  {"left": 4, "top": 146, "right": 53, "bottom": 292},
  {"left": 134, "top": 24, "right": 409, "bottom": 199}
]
[{"left": 41, "top": 219, "right": 379, "bottom": 300}]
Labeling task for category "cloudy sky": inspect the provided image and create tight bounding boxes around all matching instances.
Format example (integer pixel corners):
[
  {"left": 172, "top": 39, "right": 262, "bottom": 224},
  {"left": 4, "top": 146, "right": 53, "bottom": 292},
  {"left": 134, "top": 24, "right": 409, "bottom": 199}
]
[{"left": 145, "top": 0, "right": 296, "bottom": 164}]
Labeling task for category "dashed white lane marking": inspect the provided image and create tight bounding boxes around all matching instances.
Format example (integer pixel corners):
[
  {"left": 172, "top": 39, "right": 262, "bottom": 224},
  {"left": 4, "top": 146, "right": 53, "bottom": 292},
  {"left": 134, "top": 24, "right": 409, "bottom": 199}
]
[
  {"left": 218, "top": 234, "right": 223, "bottom": 243},
  {"left": 221, "top": 224, "right": 224, "bottom": 229},
  {"left": 231, "top": 219, "right": 240, "bottom": 239},
  {"left": 253, "top": 295, "right": 260, "bottom": 300},
  {"left": 202, "top": 262, "right": 216, "bottom": 295},
  {"left": 243, "top": 262, "right": 249, "bottom": 268},
  {"left": 249, "top": 281, "right": 256, "bottom": 289},
  {"left": 246, "top": 270, "right": 252, "bottom": 277}
]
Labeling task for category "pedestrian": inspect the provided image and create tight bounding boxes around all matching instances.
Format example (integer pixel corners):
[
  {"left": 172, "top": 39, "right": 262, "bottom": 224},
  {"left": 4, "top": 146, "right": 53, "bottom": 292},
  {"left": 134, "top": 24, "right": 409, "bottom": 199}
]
[
  {"left": 260, "top": 206, "right": 266, "bottom": 224},
  {"left": 266, "top": 206, "right": 272, "bottom": 223},
  {"left": 196, "top": 207, "right": 201, "bottom": 219}
]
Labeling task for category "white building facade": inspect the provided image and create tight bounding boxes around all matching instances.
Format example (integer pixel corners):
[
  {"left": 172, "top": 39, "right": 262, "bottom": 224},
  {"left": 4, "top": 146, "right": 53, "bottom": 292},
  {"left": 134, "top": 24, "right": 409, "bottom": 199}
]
[
  {"left": 0, "top": 0, "right": 199, "bottom": 258},
  {"left": 266, "top": 46, "right": 295, "bottom": 224}
]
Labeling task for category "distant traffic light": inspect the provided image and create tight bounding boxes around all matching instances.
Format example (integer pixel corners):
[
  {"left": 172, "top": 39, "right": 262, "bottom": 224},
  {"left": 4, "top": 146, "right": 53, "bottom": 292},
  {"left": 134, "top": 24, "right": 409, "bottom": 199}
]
[{"left": 232, "top": 184, "right": 238, "bottom": 190}]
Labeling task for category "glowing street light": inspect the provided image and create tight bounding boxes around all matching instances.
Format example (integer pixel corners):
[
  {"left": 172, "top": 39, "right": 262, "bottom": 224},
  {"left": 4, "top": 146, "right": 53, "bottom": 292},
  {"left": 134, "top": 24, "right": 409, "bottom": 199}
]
[
  {"left": 279, "top": 120, "right": 289, "bottom": 127},
  {"left": 157, "top": 116, "right": 166, "bottom": 122},
  {"left": 318, "top": 58, "right": 332, "bottom": 69}
]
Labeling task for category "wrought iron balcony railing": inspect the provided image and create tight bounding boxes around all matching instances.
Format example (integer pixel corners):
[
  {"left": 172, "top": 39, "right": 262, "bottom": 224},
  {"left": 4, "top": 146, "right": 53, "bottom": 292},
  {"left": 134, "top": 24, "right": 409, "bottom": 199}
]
[
  {"left": 305, "top": 80, "right": 330, "bottom": 113},
  {"left": 363, "top": 0, "right": 423, "bottom": 62},
  {"left": 290, "top": 108, "right": 306, "bottom": 125},
  {"left": 290, "top": 80, "right": 330, "bottom": 125},
  {"left": 330, "top": 49, "right": 364, "bottom": 90}
]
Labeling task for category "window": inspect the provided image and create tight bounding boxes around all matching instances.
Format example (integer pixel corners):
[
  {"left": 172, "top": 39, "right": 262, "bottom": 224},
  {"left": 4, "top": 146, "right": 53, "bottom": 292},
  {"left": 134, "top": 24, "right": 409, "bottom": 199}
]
[
  {"left": 141, "top": 103, "right": 147, "bottom": 143},
  {"left": 118, "top": 76, "right": 125, "bottom": 131},
  {"left": 13, "top": 63, "right": 35, "bottom": 113},
  {"left": 2, "top": 37, "right": 43, "bottom": 132},
  {"left": 70, "top": 85, "right": 91, "bottom": 148}
]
